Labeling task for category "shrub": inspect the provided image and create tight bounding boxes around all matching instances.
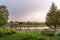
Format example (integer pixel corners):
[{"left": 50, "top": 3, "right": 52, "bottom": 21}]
[
  {"left": 0, "top": 28, "right": 16, "bottom": 36},
  {"left": 41, "top": 30, "right": 55, "bottom": 36},
  {"left": 55, "top": 31, "right": 60, "bottom": 36}
]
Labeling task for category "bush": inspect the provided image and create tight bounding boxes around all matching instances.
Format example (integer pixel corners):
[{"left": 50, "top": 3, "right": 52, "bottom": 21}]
[
  {"left": 55, "top": 31, "right": 60, "bottom": 36},
  {"left": 0, "top": 28, "right": 16, "bottom": 36},
  {"left": 41, "top": 30, "right": 55, "bottom": 36}
]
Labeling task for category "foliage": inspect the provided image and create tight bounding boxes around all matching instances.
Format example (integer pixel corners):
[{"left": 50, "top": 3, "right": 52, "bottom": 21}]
[
  {"left": 9, "top": 21, "right": 14, "bottom": 28},
  {"left": 41, "top": 30, "right": 55, "bottom": 36},
  {"left": 56, "top": 10, "right": 60, "bottom": 26},
  {"left": 1, "top": 31, "right": 60, "bottom": 40},
  {"left": 0, "top": 28, "right": 15, "bottom": 36},
  {"left": 0, "top": 5, "right": 9, "bottom": 26},
  {"left": 45, "top": 2, "right": 58, "bottom": 31},
  {"left": 0, "top": 31, "right": 50, "bottom": 40},
  {"left": 0, "top": 17, "right": 7, "bottom": 26},
  {"left": 15, "top": 22, "right": 46, "bottom": 27},
  {"left": 9, "top": 21, "right": 20, "bottom": 29},
  {"left": 55, "top": 30, "right": 60, "bottom": 36}
]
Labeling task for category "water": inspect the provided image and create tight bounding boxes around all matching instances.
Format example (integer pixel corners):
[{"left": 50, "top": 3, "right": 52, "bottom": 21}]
[{"left": 13, "top": 26, "right": 49, "bottom": 31}]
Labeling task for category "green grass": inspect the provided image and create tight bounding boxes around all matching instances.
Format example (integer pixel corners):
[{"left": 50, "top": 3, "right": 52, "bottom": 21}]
[
  {"left": 0, "top": 31, "right": 41, "bottom": 40},
  {"left": 0, "top": 31, "right": 60, "bottom": 40},
  {"left": 49, "top": 36, "right": 60, "bottom": 40}
]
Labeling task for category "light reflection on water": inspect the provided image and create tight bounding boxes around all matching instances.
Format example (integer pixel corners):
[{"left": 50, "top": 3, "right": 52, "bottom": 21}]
[{"left": 13, "top": 27, "right": 49, "bottom": 31}]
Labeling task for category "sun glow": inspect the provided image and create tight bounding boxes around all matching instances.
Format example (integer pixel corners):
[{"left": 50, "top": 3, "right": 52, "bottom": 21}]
[{"left": 20, "top": 11, "right": 46, "bottom": 22}]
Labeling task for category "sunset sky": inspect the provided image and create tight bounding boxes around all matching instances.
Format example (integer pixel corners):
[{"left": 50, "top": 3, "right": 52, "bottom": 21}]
[{"left": 0, "top": 0, "right": 60, "bottom": 22}]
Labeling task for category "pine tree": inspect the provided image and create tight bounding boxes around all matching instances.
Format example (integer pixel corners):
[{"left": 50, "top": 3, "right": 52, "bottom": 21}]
[{"left": 46, "top": 2, "right": 58, "bottom": 31}]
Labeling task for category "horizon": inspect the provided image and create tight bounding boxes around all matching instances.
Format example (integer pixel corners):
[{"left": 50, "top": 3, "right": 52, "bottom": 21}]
[{"left": 0, "top": 0, "right": 60, "bottom": 22}]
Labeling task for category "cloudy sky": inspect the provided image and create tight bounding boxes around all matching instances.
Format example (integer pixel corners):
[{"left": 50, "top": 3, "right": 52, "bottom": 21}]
[{"left": 0, "top": 0, "right": 60, "bottom": 22}]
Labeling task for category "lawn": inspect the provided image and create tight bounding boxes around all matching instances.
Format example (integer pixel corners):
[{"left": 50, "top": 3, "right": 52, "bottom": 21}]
[
  {"left": 49, "top": 36, "right": 60, "bottom": 40},
  {"left": 0, "top": 31, "right": 60, "bottom": 40}
]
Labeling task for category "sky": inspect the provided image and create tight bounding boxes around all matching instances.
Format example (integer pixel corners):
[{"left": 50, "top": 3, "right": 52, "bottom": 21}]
[{"left": 0, "top": 0, "right": 60, "bottom": 22}]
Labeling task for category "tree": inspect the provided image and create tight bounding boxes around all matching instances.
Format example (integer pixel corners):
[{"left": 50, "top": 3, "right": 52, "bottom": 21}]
[
  {"left": 9, "top": 21, "right": 20, "bottom": 30},
  {"left": 9, "top": 21, "right": 14, "bottom": 28},
  {"left": 45, "top": 2, "right": 58, "bottom": 31},
  {"left": 0, "top": 5, "right": 9, "bottom": 26},
  {"left": 56, "top": 10, "right": 60, "bottom": 26}
]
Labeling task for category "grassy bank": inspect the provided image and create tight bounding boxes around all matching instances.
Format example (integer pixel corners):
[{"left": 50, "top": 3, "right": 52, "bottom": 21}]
[{"left": 0, "top": 31, "right": 60, "bottom": 40}]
